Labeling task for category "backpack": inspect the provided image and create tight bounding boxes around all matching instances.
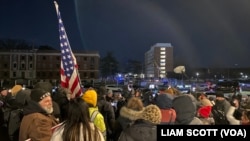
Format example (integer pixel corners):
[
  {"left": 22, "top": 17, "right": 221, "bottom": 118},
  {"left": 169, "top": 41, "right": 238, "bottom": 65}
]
[
  {"left": 211, "top": 105, "right": 229, "bottom": 125},
  {"left": 7, "top": 108, "right": 23, "bottom": 141},
  {"left": 90, "top": 110, "right": 107, "bottom": 140}
]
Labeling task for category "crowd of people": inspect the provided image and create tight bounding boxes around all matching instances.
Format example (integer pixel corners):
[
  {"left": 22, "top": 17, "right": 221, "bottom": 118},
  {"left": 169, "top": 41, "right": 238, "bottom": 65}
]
[{"left": 0, "top": 82, "right": 250, "bottom": 141}]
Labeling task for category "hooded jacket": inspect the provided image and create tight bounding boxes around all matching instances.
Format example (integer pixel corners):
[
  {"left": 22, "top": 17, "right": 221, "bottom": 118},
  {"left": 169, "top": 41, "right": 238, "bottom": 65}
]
[
  {"left": 118, "top": 104, "right": 161, "bottom": 141},
  {"left": 19, "top": 100, "right": 59, "bottom": 141},
  {"left": 173, "top": 94, "right": 202, "bottom": 125}
]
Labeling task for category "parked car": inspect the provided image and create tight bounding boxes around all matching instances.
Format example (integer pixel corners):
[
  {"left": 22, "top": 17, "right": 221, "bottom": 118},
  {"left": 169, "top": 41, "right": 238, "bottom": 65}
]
[
  {"left": 215, "top": 80, "right": 242, "bottom": 96},
  {"left": 105, "top": 85, "right": 123, "bottom": 92}
]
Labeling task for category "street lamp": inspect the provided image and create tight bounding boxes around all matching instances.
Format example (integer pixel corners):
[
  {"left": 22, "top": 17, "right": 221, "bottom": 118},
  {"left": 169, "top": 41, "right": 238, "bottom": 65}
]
[{"left": 196, "top": 72, "right": 199, "bottom": 82}]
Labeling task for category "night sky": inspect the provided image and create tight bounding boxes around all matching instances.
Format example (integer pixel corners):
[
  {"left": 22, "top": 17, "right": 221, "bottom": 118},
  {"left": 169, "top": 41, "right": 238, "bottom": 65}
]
[{"left": 1, "top": 0, "right": 250, "bottom": 68}]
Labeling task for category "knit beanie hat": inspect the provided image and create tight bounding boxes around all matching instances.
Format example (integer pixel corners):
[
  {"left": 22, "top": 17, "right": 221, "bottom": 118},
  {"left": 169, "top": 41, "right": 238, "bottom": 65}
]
[
  {"left": 30, "top": 88, "right": 51, "bottom": 102},
  {"left": 82, "top": 89, "right": 97, "bottom": 107},
  {"left": 198, "top": 106, "right": 212, "bottom": 118},
  {"left": 216, "top": 92, "right": 224, "bottom": 98},
  {"left": 142, "top": 104, "right": 162, "bottom": 124},
  {"left": 0, "top": 87, "right": 7, "bottom": 92},
  {"left": 11, "top": 85, "right": 23, "bottom": 96},
  {"left": 34, "top": 82, "right": 53, "bottom": 93}
]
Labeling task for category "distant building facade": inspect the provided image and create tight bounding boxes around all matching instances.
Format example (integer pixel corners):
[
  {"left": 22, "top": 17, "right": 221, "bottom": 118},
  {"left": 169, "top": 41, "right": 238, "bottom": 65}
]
[
  {"left": 145, "top": 43, "right": 174, "bottom": 78},
  {"left": 0, "top": 48, "right": 100, "bottom": 87}
]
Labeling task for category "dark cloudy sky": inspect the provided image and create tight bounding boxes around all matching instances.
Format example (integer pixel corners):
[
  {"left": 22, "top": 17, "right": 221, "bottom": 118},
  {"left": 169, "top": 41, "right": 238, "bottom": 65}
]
[{"left": 1, "top": 0, "right": 250, "bottom": 68}]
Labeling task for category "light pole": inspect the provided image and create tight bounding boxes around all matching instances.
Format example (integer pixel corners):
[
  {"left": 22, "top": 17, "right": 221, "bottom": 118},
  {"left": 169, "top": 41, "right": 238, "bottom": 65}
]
[{"left": 196, "top": 72, "right": 199, "bottom": 82}]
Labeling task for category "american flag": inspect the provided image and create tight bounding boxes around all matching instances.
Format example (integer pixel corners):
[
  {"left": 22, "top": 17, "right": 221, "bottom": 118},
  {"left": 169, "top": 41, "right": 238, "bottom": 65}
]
[{"left": 54, "top": 1, "right": 82, "bottom": 98}]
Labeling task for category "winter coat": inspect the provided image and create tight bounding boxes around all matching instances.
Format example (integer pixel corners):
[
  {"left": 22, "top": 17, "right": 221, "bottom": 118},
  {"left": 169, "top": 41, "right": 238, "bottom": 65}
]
[
  {"left": 173, "top": 94, "right": 202, "bottom": 125},
  {"left": 113, "top": 105, "right": 144, "bottom": 141},
  {"left": 226, "top": 106, "right": 241, "bottom": 125},
  {"left": 118, "top": 120, "right": 157, "bottom": 141},
  {"left": 19, "top": 100, "right": 59, "bottom": 141},
  {"left": 155, "top": 93, "right": 176, "bottom": 124},
  {"left": 97, "top": 99, "right": 116, "bottom": 140},
  {"left": 118, "top": 104, "right": 161, "bottom": 141}
]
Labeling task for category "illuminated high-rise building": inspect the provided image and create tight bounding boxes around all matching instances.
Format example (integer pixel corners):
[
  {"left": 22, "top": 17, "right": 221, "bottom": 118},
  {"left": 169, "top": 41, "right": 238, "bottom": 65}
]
[{"left": 145, "top": 43, "right": 174, "bottom": 79}]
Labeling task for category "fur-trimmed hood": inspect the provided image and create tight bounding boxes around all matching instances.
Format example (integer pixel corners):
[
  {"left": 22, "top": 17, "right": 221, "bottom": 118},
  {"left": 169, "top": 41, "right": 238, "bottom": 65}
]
[{"left": 119, "top": 106, "right": 144, "bottom": 121}]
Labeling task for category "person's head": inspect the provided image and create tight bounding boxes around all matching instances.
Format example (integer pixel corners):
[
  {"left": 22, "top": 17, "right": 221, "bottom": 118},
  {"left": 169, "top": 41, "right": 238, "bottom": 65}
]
[
  {"left": 231, "top": 94, "right": 241, "bottom": 108},
  {"left": 158, "top": 86, "right": 167, "bottom": 94},
  {"left": 60, "top": 87, "right": 73, "bottom": 100},
  {"left": 197, "top": 92, "right": 207, "bottom": 101},
  {"left": 30, "top": 88, "right": 53, "bottom": 114},
  {"left": 82, "top": 88, "right": 97, "bottom": 107},
  {"left": 15, "top": 89, "right": 31, "bottom": 107},
  {"left": 96, "top": 86, "right": 107, "bottom": 95},
  {"left": 216, "top": 92, "right": 225, "bottom": 101},
  {"left": 119, "top": 97, "right": 145, "bottom": 121},
  {"left": 172, "top": 94, "right": 197, "bottom": 124},
  {"left": 62, "top": 98, "right": 101, "bottom": 141},
  {"left": 165, "top": 87, "right": 174, "bottom": 95},
  {"left": 107, "top": 89, "right": 113, "bottom": 98},
  {"left": 34, "top": 82, "right": 53, "bottom": 94},
  {"left": 126, "top": 97, "right": 144, "bottom": 111},
  {"left": 66, "top": 97, "right": 90, "bottom": 122},
  {"left": 141, "top": 104, "right": 162, "bottom": 124},
  {"left": 0, "top": 87, "right": 8, "bottom": 97}
]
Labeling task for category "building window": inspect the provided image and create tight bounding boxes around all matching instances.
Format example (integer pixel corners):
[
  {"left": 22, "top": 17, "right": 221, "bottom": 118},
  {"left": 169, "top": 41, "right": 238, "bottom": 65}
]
[
  {"left": 13, "top": 72, "right": 16, "bottom": 77},
  {"left": 90, "top": 57, "right": 95, "bottom": 63},
  {"left": 42, "top": 72, "right": 46, "bottom": 77},
  {"left": 21, "top": 63, "right": 25, "bottom": 69},
  {"left": 90, "top": 72, "right": 95, "bottom": 78},
  {"left": 22, "top": 72, "right": 25, "bottom": 78},
  {"left": 21, "top": 55, "right": 25, "bottom": 60},
  {"left": 160, "top": 55, "right": 166, "bottom": 58},
  {"left": 29, "top": 64, "right": 33, "bottom": 69},
  {"left": 43, "top": 56, "right": 46, "bottom": 60},
  {"left": 90, "top": 64, "right": 95, "bottom": 69},
  {"left": 13, "top": 63, "right": 17, "bottom": 68},
  {"left": 83, "top": 72, "right": 87, "bottom": 77},
  {"left": 160, "top": 47, "right": 165, "bottom": 50},
  {"left": 29, "top": 56, "right": 33, "bottom": 61}
]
